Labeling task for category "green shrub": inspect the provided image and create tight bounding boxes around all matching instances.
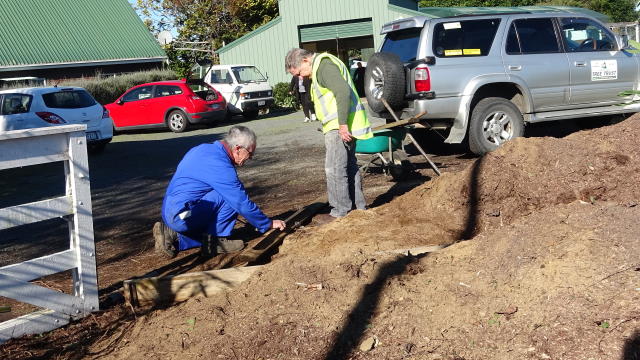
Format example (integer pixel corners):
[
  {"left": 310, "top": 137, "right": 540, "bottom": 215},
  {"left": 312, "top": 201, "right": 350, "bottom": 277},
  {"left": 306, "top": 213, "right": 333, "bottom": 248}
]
[
  {"left": 272, "top": 81, "right": 298, "bottom": 110},
  {"left": 59, "top": 69, "right": 177, "bottom": 105}
]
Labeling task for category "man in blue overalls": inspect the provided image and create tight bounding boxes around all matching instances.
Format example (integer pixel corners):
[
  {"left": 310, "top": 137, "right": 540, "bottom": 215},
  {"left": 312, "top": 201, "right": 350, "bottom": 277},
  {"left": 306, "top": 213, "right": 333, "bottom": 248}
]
[{"left": 153, "top": 125, "right": 286, "bottom": 258}]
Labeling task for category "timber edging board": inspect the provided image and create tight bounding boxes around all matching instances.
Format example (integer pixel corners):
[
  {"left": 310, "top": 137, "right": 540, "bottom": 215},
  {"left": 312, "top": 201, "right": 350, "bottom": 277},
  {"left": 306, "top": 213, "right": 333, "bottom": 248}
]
[{"left": 123, "top": 266, "right": 263, "bottom": 307}]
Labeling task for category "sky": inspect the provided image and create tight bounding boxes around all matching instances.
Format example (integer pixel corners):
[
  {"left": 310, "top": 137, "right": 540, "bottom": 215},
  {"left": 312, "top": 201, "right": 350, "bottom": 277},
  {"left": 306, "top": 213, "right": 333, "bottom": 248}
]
[{"left": 127, "top": 0, "right": 178, "bottom": 36}]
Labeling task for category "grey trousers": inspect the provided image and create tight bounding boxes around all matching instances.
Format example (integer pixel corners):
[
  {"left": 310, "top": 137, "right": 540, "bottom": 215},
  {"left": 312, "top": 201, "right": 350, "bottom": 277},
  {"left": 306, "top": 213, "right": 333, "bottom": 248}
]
[{"left": 324, "top": 130, "right": 366, "bottom": 217}]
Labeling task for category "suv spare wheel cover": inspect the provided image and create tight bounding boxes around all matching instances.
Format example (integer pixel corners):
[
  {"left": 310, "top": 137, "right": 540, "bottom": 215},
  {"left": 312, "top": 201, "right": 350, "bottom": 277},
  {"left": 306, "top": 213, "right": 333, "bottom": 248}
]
[{"left": 364, "top": 52, "right": 406, "bottom": 113}]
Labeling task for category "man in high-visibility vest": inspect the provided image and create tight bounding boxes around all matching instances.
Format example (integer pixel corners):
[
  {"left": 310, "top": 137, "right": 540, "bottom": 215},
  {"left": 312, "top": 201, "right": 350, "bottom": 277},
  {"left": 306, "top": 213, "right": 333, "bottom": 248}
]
[{"left": 285, "top": 48, "right": 373, "bottom": 224}]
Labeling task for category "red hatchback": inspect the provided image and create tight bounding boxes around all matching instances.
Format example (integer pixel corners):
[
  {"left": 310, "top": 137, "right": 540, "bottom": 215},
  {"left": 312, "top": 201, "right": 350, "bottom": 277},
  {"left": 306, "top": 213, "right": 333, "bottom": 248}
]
[{"left": 106, "top": 80, "right": 226, "bottom": 133}]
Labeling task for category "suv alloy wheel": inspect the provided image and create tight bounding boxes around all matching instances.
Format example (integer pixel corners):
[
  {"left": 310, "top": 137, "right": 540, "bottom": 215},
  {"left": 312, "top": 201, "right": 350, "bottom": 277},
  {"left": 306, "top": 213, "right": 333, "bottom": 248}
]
[
  {"left": 364, "top": 52, "right": 406, "bottom": 113},
  {"left": 468, "top": 97, "right": 524, "bottom": 155}
]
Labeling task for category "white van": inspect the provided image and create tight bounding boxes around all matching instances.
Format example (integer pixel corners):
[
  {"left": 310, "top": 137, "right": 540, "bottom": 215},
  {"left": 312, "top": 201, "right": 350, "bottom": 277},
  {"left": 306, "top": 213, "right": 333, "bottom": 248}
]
[{"left": 204, "top": 64, "right": 274, "bottom": 119}]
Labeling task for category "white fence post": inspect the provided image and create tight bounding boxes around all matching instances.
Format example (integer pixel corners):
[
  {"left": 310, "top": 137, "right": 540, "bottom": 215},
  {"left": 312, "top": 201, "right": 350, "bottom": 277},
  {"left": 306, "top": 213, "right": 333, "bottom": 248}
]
[{"left": 0, "top": 125, "right": 99, "bottom": 343}]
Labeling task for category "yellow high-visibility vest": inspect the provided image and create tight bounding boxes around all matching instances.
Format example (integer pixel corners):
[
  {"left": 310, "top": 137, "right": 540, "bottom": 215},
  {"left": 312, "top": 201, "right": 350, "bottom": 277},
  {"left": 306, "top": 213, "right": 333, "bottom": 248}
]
[{"left": 310, "top": 53, "right": 373, "bottom": 140}]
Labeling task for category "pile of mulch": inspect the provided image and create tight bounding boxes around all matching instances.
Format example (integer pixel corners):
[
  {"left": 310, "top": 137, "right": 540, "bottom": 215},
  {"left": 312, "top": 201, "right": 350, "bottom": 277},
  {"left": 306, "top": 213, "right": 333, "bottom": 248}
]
[
  {"left": 3, "top": 117, "right": 640, "bottom": 359},
  {"left": 280, "top": 116, "right": 640, "bottom": 261}
]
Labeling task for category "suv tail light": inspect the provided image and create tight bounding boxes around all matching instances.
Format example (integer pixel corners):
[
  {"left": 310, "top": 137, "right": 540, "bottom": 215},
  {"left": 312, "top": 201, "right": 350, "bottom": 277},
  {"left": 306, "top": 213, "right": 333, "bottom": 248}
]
[
  {"left": 36, "top": 112, "right": 66, "bottom": 124},
  {"left": 415, "top": 66, "right": 431, "bottom": 92},
  {"left": 102, "top": 106, "right": 109, "bottom": 119}
]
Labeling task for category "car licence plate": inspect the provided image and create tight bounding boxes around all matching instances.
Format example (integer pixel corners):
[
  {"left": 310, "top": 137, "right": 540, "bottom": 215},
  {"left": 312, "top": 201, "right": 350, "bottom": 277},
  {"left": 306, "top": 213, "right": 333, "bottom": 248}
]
[
  {"left": 258, "top": 100, "right": 266, "bottom": 106},
  {"left": 86, "top": 131, "right": 98, "bottom": 141}
]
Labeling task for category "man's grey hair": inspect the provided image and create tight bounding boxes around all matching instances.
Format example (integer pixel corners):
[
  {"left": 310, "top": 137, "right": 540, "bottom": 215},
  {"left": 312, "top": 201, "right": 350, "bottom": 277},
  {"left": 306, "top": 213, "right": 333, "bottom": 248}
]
[
  {"left": 225, "top": 125, "right": 256, "bottom": 149},
  {"left": 284, "top": 48, "right": 314, "bottom": 71}
]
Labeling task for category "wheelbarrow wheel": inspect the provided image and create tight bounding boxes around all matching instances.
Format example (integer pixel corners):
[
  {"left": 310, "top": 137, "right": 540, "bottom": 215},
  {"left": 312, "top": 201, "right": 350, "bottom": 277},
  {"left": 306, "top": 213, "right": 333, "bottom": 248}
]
[{"left": 388, "top": 150, "right": 410, "bottom": 181}]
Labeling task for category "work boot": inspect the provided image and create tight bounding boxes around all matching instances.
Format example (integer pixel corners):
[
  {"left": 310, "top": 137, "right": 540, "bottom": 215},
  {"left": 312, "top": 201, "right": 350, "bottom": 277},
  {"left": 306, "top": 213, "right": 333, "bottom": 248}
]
[
  {"left": 153, "top": 221, "right": 177, "bottom": 259},
  {"left": 216, "top": 237, "right": 245, "bottom": 254}
]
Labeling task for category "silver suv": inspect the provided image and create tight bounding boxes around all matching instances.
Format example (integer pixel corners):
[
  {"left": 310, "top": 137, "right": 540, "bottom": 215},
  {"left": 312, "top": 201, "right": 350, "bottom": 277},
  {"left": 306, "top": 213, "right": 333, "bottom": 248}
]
[{"left": 366, "top": 10, "right": 640, "bottom": 155}]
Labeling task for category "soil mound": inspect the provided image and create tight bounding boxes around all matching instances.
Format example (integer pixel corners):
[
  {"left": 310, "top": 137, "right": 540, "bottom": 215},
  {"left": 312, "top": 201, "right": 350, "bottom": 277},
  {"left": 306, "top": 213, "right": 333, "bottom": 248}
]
[
  {"left": 283, "top": 117, "right": 640, "bottom": 260},
  {"left": 5, "top": 118, "right": 640, "bottom": 360},
  {"left": 91, "top": 203, "right": 640, "bottom": 360}
]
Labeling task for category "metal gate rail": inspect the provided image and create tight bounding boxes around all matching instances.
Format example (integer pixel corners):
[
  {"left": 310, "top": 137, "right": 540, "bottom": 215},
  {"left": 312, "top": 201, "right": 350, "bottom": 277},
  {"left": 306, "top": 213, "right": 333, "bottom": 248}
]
[{"left": 0, "top": 125, "right": 98, "bottom": 342}]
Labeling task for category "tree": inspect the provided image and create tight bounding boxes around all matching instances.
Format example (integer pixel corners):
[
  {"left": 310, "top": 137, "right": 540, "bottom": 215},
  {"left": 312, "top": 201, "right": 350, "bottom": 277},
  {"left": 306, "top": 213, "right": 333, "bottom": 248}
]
[
  {"left": 134, "top": 0, "right": 278, "bottom": 48},
  {"left": 134, "top": 0, "right": 278, "bottom": 77},
  {"left": 418, "top": 0, "right": 638, "bottom": 22}
]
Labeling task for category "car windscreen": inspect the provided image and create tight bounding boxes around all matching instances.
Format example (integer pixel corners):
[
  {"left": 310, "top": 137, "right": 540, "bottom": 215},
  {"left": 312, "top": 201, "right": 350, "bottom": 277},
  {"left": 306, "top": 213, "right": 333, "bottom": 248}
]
[
  {"left": 42, "top": 89, "right": 97, "bottom": 109},
  {"left": 432, "top": 19, "right": 501, "bottom": 57},
  {"left": 0, "top": 94, "right": 32, "bottom": 115},
  {"left": 381, "top": 28, "right": 422, "bottom": 62},
  {"left": 232, "top": 66, "right": 267, "bottom": 83}
]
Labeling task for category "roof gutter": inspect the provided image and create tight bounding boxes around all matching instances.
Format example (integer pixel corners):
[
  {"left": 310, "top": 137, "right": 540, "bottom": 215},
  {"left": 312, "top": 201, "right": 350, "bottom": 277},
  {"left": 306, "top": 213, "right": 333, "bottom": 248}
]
[{"left": 0, "top": 57, "right": 167, "bottom": 72}]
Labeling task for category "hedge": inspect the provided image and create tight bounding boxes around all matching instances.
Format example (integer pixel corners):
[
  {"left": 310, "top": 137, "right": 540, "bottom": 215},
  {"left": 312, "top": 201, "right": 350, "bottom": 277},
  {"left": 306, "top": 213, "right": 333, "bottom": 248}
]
[{"left": 58, "top": 70, "right": 177, "bottom": 105}]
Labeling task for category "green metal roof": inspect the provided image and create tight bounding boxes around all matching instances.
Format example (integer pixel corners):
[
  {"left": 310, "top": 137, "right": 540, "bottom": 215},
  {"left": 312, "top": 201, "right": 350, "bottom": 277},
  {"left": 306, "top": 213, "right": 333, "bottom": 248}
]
[
  {"left": 418, "top": 6, "right": 610, "bottom": 23},
  {"left": 0, "top": 0, "right": 166, "bottom": 69}
]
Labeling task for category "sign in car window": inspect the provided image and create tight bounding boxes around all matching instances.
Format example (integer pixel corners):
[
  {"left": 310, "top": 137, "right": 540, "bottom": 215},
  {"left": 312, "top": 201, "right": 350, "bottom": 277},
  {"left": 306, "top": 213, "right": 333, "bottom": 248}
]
[{"left": 433, "top": 19, "right": 500, "bottom": 57}]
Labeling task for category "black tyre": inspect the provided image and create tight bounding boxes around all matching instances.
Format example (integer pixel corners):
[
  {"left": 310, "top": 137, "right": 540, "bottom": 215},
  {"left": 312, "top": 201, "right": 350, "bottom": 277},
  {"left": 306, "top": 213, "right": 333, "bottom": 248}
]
[
  {"left": 364, "top": 52, "right": 406, "bottom": 113},
  {"left": 468, "top": 97, "right": 524, "bottom": 155},
  {"left": 224, "top": 110, "right": 234, "bottom": 122},
  {"left": 389, "top": 150, "right": 409, "bottom": 181},
  {"left": 167, "top": 110, "right": 189, "bottom": 133}
]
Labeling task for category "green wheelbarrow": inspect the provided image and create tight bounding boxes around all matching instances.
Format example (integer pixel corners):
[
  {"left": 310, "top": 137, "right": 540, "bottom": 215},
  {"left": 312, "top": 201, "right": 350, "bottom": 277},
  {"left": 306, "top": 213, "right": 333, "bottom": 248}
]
[{"left": 355, "top": 128, "right": 409, "bottom": 181}]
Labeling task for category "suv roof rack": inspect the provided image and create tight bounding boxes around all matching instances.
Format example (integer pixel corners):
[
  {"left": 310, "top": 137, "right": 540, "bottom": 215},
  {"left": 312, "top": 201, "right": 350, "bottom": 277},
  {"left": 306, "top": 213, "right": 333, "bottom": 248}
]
[
  {"left": 418, "top": 6, "right": 609, "bottom": 23},
  {"left": 445, "top": 11, "right": 532, "bottom": 18}
]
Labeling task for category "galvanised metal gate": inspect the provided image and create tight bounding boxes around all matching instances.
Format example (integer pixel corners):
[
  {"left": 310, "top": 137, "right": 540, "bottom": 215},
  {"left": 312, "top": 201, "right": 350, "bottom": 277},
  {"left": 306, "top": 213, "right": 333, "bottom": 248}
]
[{"left": 0, "top": 125, "right": 99, "bottom": 342}]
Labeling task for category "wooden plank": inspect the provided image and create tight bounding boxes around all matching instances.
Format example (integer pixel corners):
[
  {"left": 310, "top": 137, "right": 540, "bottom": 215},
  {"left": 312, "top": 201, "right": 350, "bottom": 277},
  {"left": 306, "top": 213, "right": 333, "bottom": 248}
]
[
  {"left": 0, "top": 195, "right": 73, "bottom": 230},
  {"left": 123, "top": 198, "right": 327, "bottom": 306},
  {"left": 0, "top": 274, "right": 84, "bottom": 315},
  {"left": 211, "top": 198, "right": 327, "bottom": 270},
  {"left": 371, "top": 111, "right": 427, "bottom": 131},
  {"left": 123, "top": 266, "right": 263, "bottom": 307},
  {"left": 0, "top": 249, "right": 76, "bottom": 282},
  {"left": 0, "top": 310, "right": 70, "bottom": 344}
]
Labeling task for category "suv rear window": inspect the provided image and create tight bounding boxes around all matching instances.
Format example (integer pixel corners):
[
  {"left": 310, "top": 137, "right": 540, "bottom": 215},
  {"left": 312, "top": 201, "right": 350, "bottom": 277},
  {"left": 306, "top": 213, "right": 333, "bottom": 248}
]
[
  {"left": 432, "top": 19, "right": 500, "bottom": 57},
  {"left": 381, "top": 28, "right": 422, "bottom": 62},
  {"left": 0, "top": 94, "right": 32, "bottom": 115},
  {"left": 42, "top": 89, "right": 97, "bottom": 109}
]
